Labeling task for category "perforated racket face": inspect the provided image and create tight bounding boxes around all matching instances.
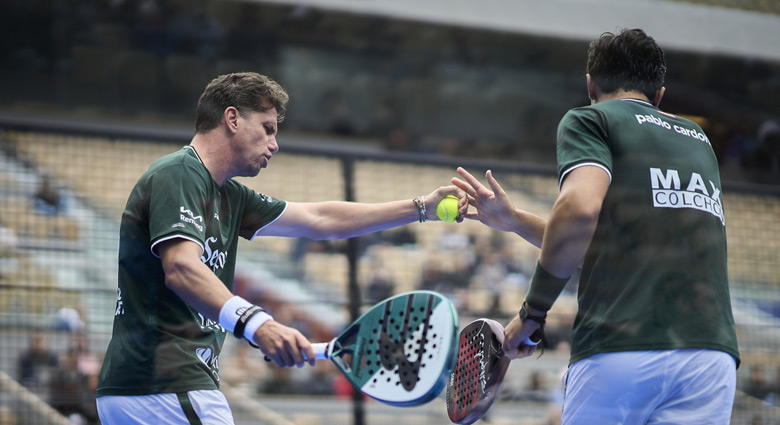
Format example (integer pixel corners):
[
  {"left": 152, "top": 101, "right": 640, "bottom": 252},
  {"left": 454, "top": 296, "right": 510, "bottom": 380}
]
[
  {"left": 330, "top": 291, "right": 458, "bottom": 406},
  {"left": 446, "top": 319, "right": 510, "bottom": 424}
]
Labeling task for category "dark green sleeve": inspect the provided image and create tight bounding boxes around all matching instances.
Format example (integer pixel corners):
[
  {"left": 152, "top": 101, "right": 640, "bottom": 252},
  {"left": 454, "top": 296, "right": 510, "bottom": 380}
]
[
  {"left": 556, "top": 107, "right": 613, "bottom": 188},
  {"left": 148, "top": 164, "right": 210, "bottom": 256},
  {"left": 234, "top": 183, "right": 287, "bottom": 240}
]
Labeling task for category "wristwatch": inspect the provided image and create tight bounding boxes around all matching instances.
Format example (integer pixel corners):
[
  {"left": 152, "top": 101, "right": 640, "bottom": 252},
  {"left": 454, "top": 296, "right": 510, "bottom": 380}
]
[{"left": 519, "top": 302, "right": 547, "bottom": 324}]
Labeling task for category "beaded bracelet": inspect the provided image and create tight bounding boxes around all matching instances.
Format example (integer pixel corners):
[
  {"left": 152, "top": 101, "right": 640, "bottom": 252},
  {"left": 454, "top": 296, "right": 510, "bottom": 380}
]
[{"left": 413, "top": 195, "right": 427, "bottom": 222}]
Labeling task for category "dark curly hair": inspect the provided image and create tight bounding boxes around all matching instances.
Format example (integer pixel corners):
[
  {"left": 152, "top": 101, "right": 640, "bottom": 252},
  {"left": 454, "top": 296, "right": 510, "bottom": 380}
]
[
  {"left": 586, "top": 29, "right": 667, "bottom": 100},
  {"left": 195, "top": 72, "right": 289, "bottom": 133}
]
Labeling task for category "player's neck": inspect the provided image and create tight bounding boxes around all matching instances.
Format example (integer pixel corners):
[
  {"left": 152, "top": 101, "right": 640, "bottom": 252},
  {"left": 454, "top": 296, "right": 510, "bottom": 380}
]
[
  {"left": 190, "top": 134, "right": 231, "bottom": 187},
  {"left": 594, "top": 90, "right": 650, "bottom": 104}
]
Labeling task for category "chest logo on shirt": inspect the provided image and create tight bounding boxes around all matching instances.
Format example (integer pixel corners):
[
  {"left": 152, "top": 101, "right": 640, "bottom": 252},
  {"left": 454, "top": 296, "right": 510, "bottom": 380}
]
[
  {"left": 201, "top": 236, "right": 228, "bottom": 271},
  {"left": 650, "top": 168, "right": 724, "bottom": 225}
]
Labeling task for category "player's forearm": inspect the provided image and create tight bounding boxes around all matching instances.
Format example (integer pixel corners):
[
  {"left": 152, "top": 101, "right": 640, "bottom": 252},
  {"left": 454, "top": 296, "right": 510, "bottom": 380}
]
[
  {"left": 305, "top": 200, "right": 419, "bottom": 240},
  {"left": 539, "top": 196, "right": 599, "bottom": 278},
  {"left": 511, "top": 208, "right": 547, "bottom": 249},
  {"left": 164, "top": 257, "right": 234, "bottom": 322},
  {"left": 524, "top": 199, "right": 596, "bottom": 312}
]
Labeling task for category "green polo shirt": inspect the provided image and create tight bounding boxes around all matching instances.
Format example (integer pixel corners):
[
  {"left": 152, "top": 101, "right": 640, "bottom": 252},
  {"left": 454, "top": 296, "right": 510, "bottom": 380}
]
[
  {"left": 98, "top": 146, "right": 286, "bottom": 396},
  {"left": 557, "top": 99, "right": 739, "bottom": 366}
]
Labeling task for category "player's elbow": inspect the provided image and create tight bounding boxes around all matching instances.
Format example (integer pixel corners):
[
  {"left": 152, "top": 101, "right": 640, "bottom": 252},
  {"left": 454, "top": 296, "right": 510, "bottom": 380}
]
[
  {"left": 161, "top": 254, "right": 198, "bottom": 293},
  {"left": 555, "top": 194, "right": 602, "bottom": 227},
  {"left": 162, "top": 261, "right": 190, "bottom": 292},
  {"left": 305, "top": 216, "right": 350, "bottom": 241}
]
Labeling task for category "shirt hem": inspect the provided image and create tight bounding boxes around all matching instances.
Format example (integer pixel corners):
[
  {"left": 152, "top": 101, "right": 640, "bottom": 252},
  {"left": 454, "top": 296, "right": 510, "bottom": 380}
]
[
  {"left": 569, "top": 344, "right": 740, "bottom": 368},
  {"left": 96, "top": 383, "right": 219, "bottom": 397}
]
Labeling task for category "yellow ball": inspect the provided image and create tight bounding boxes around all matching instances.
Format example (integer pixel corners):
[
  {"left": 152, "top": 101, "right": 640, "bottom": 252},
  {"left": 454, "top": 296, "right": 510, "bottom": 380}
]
[{"left": 436, "top": 195, "right": 459, "bottom": 223}]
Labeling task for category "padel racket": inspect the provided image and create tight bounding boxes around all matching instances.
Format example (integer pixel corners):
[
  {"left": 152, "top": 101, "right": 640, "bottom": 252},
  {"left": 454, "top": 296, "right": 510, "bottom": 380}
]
[
  {"left": 446, "top": 319, "right": 539, "bottom": 424},
  {"left": 312, "top": 290, "right": 458, "bottom": 406}
]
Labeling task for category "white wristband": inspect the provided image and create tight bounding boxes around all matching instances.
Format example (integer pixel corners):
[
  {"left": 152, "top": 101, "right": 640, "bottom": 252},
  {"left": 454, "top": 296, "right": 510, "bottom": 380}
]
[
  {"left": 219, "top": 295, "right": 254, "bottom": 334},
  {"left": 242, "top": 310, "right": 273, "bottom": 342},
  {"left": 219, "top": 296, "right": 274, "bottom": 343}
]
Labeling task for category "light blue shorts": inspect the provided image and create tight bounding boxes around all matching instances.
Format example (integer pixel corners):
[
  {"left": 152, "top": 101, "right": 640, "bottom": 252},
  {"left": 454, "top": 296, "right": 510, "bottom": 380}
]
[
  {"left": 562, "top": 349, "right": 736, "bottom": 425},
  {"left": 97, "top": 390, "right": 234, "bottom": 425}
]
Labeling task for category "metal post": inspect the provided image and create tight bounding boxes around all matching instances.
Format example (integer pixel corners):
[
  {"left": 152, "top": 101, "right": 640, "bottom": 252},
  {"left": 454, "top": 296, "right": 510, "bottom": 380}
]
[{"left": 342, "top": 157, "right": 365, "bottom": 425}]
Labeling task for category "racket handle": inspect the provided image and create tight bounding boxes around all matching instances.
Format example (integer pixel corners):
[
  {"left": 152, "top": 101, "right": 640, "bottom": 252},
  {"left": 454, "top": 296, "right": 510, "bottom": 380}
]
[
  {"left": 262, "top": 342, "right": 329, "bottom": 363},
  {"left": 312, "top": 342, "right": 329, "bottom": 360}
]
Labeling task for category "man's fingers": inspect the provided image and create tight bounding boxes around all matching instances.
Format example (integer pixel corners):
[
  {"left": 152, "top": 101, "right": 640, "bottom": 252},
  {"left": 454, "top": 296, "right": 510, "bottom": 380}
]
[
  {"left": 456, "top": 167, "right": 487, "bottom": 192},
  {"left": 485, "top": 170, "right": 508, "bottom": 198},
  {"left": 462, "top": 212, "right": 480, "bottom": 221},
  {"left": 503, "top": 342, "right": 537, "bottom": 360},
  {"left": 295, "top": 337, "right": 315, "bottom": 368},
  {"left": 451, "top": 177, "right": 476, "bottom": 198}
]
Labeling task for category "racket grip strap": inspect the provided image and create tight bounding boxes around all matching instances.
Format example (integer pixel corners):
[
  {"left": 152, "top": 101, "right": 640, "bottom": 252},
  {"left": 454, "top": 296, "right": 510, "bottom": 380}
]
[{"left": 523, "top": 336, "right": 541, "bottom": 346}]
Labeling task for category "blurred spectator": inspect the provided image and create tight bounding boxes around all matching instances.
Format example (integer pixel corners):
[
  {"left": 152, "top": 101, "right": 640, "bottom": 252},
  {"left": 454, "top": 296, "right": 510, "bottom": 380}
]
[
  {"left": 0, "top": 406, "right": 19, "bottom": 425},
  {"left": 742, "top": 120, "right": 780, "bottom": 180},
  {"left": 385, "top": 227, "right": 415, "bottom": 246},
  {"left": 367, "top": 98, "right": 399, "bottom": 138},
  {"left": 365, "top": 266, "right": 395, "bottom": 304},
  {"left": 332, "top": 374, "right": 367, "bottom": 401},
  {"left": 418, "top": 253, "right": 453, "bottom": 294},
  {"left": 757, "top": 120, "right": 780, "bottom": 173},
  {"left": 513, "top": 370, "right": 552, "bottom": 403},
  {"left": 224, "top": 4, "right": 279, "bottom": 68},
  {"left": 0, "top": 220, "right": 18, "bottom": 259},
  {"left": 471, "top": 251, "right": 509, "bottom": 311},
  {"left": 33, "top": 175, "right": 66, "bottom": 215},
  {"left": 129, "top": 0, "right": 173, "bottom": 57},
  {"left": 18, "top": 332, "right": 58, "bottom": 391},
  {"left": 49, "top": 348, "right": 98, "bottom": 424},
  {"left": 384, "top": 128, "right": 415, "bottom": 152},
  {"left": 743, "top": 365, "right": 771, "bottom": 402},
  {"left": 299, "top": 362, "right": 337, "bottom": 396},
  {"left": 322, "top": 90, "right": 356, "bottom": 136},
  {"left": 55, "top": 307, "right": 85, "bottom": 332},
  {"left": 70, "top": 332, "right": 101, "bottom": 393},
  {"left": 767, "top": 367, "right": 780, "bottom": 406},
  {"left": 261, "top": 367, "right": 297, "bottom": 395},
  {"left": 168, "top": 6, "right": 223, "bottom": 60}
]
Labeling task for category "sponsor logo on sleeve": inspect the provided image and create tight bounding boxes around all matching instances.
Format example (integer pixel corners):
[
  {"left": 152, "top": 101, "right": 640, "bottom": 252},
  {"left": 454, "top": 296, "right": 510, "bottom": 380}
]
[{"left": 179, "top": 206, "right": 204, "bottom": 232}]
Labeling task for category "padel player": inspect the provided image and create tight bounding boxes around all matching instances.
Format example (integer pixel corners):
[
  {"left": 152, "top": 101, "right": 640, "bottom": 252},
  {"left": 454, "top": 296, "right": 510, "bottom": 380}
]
[{"left": 96, "top": 72, "right": 466, "bottom": 424}]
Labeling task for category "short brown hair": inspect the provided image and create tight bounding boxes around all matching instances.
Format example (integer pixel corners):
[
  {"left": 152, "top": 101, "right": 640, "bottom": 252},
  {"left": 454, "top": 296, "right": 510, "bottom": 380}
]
[
  {"left": 195, "top": 72, "right": 289, "bottom": 133},
  {"left": 586, "top": 29, "right": 666, "bottom": 100}
]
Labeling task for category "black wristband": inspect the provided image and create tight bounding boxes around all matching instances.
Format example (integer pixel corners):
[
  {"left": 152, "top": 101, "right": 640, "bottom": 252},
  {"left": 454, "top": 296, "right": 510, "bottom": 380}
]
[
  {"left": 525, "top": 261, "right": 570, "bottom": 312},
  {"left": 519, "top": 301, "right": 547, "bottom": 324},
  {"left": 233, "top": 305, "right": 264, "bottom": 340}
]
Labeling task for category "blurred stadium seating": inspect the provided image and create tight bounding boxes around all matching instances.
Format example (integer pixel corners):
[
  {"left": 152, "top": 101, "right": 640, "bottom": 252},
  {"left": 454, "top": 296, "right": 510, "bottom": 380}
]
[
  {"left": 2, "top": 125, "right": 779, "bottom": 424},
  {"left": 0, "top": 1, "right": 779, "bottom": 424}
]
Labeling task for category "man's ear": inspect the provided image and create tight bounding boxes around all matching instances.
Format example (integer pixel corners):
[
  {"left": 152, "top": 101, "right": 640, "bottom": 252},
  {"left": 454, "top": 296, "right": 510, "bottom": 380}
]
[
  {"left": 224, "top": 107, "right": 240, "bottom": 134},
  {"left": 586, "top": 74, "right": 598, "bottom": 103},
  {"left": 651, "top": 87, "right": 665, "bottom": 107}
]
